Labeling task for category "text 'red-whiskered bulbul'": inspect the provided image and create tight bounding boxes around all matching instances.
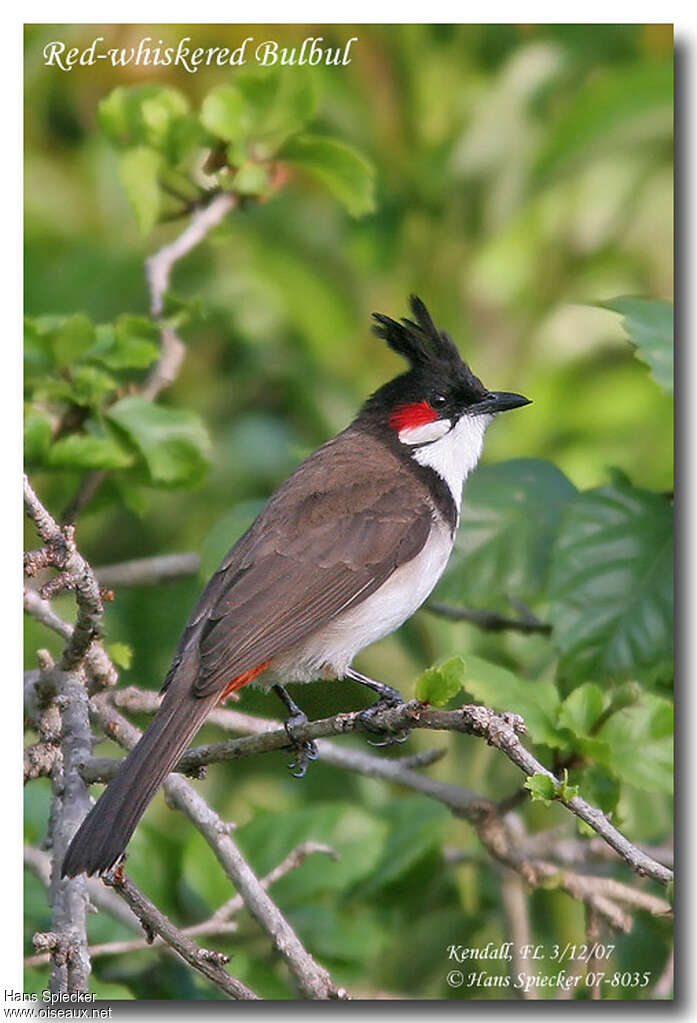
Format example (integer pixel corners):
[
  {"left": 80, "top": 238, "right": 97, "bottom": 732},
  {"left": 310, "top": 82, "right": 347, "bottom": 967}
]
[{"left": 62, "top": 296, "right": 530, "bottom": 878}]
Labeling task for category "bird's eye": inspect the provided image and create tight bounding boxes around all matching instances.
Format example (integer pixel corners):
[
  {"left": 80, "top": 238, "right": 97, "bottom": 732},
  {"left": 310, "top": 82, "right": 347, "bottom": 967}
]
[{"left": 432, "top": 394, "right": 447, "bottom": 407}]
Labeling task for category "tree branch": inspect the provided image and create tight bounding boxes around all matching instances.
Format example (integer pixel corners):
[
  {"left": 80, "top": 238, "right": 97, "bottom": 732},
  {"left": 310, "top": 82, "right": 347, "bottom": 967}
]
[
  {"left": 23, "top": 477, "right": 110, "bottom": 993},
  {"left": 24, "top": 477, "right": 103, "bottom": 670},
  {"left": 94, "top": 552, "right": 201, "bottom": 588},
  {"left": 61, "top": 193, "right": 237, "bottom": 523},
  {"left": 427, "top": 599, "right": 551, "bottom": 635},
  {"left": 89, "top": 693, "right": 348, "bottom": 1000},
  {"left": 101, "top": 867, "right": 259, "bottom": 1000},
  {"left": 85, "top": 693, "right": 672, "bottom": 886},
  {"left": 26, "top": 841, "right": 336, "bottom": 967},
  {"left": 24, "top": 845, "right": 141, "bottom": 935}
]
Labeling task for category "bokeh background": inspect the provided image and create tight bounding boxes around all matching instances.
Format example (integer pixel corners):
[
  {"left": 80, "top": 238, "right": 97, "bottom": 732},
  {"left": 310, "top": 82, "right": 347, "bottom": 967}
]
[{"left": 24, "top": 24, "right": 673, "bottom": 1000}]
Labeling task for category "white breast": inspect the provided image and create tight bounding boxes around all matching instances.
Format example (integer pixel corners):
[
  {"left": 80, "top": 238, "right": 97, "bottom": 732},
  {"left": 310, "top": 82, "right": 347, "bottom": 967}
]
[{"left": 267, "top": 515, "right": 454, "bottom": 684}]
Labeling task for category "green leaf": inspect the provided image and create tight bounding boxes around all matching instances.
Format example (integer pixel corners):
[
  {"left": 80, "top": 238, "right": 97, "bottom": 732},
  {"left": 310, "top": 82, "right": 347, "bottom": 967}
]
[
  {"left": 548, "top": 479, "right": 673, "bottom": 685},
  {"left": 69, "top": 366, "right": 118, "bottom": 405},
  {"left": 288, "top": 904, "right": 383, "bottom": 964},
  {"left": 229, "top": 162, "right": 272, "bottom": 197},
  {"left": 88, "top": 317, "right": 160, "bottom": 370},
  {"left": 24, "top": 410, "right": 52, "bottom": 461},
  {"left": 415, "top": 656, "right": 465, "bottom": 706},
  {"left": 98, "top": 86, "right": 138, "bottom": 145},
  {"left": 234, "top": 803, "right": 385, "bottom": 905},
  {"left": 200, "top": 84, "right": 248, "bottom": 143},
  {"left": 556, "top": 768, "right": 579, "bottom": 801},
  {"left": 533, "top": 60, "right": 673, "bottom": 184},
  {"left": 436, "top": 458, "right": 577, "bottom": 606},
  {"left": 462, "top": 654, "right": 565, "bottom": 749},
  {"left": 361, "top": 797, "right": 448, "bottom": 894},
  {"left": 201, "top": 72, "right": 315, "bottom": 155},
  {"left": 281, "top": 134, "right": 376, "bottom": 216},
  {"left": 47, "top": 432, "right": 134, "bottom": 470},
  {"left": 52, "top": 313, "right": 95, "bottom": 368},
  {"left": 106, "top": 395, "right": 210, "bottom": 486},
  {"left": 595, "top": 692, "right": 673, "bottom": 794},
  {"left": 524, "top": 772, "right": 557, "bottom": 804},
  {"left": 118, "top": 147, "right": 162, "bottom": 234},
  {"left": 558, "top": 683, "right": 605, "bottom": 737},
  {"left": 575, "top": 764, "right": 621, "bottom": 816},
  {"left": 107, "top": 642, "right": 133, "bottom": 669},
  {"left": 600, "top": 297, "right": 674, "bottom": 394},
  {"left": 24, "top": 316, "right": 58, "bottom": 376},
  {"left": 99, "top": 85, "right": 197, "bottom": 164},
  {"left": 140, "top": 88, "right": 198, "bottom": 164}
]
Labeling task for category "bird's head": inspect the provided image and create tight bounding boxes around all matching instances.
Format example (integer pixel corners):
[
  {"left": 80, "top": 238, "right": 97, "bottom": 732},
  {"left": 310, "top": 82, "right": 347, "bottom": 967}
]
[{"left": 359, "top": 295, "right": 530, "bottom": 452}]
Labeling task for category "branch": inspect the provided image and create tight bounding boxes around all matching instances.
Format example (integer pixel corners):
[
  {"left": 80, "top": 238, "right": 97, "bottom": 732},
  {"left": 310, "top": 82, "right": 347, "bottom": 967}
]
[
  {"left": 41, "top": 662, "right": 93, "bottom": 993},
  {"left": 427, "top": 599, "right": 551, "bottom": 635},
  {"left": 24, "top": 740, "right": 59, "bottom": 784},
  {"left": 94, "top": 552, "right": 201, "bottom": 588},
  {"left": 87, "top": 694, "right": 672, "bottom": 886},
  {"left": 102, "top": 867, "right": 258, "bottom": 1000},
  {"left": 24, "top": 845, "right": 140, "bottom": 934},
  {"left": 141, "top": 193, "right": 236, "bottom": 400},
  {"left": 88, "top": 691, "right": 669, "bottom": 937},
  {"left": 23, "top": 591, "right": 117, "bottom": 689},
  {"left": 145, "top": 192, "right": 236, "bottom": 316},
  {"left": 89, "top": 693, "right": 348, "bottom": 1000},
  {"left": 23, "top": 479, "right": 111, "bottom": 993},
  {"left": 24, "top": 477, "right": 103, "bottom": 670},
  {"left": 62, "top": 193, "right": 236, "bottom": 523},
  {"left": 26, "top": 841, "right": 336, "bottom": 967},
  {"left": 500, "top": 868, "right": 538, "bottom": 999}
]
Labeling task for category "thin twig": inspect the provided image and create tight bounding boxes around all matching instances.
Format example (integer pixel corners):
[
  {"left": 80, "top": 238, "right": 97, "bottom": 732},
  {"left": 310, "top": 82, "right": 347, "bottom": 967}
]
[
  {"left": 85, "top": 692, "right": 672, "bottom": 886},
  {"left": 62, "top": 193, "right": 236, "bottom": 522},
  {"left": 427, "top": 600, "right": 551, "bottom": 635},
  {"left": 89, "top": 694, "right": 348, "bottom": 1000},
  {"left": 26, "top": 841, "right": 337, "bottom": 967},
  {"left": 500, "top": 867, "right": 538, "bottom": 999},
  {"left": 102, "top": 867, "right": 259, "bottom": 1000},
  {"left": 24, "top": 846, "right": 141, "bottom": 934},
  {"left": 94, "top": 552, "right": 201, "bottom": 588},
  {"left": 145, "top": 193, "right": 236, "bottom": 318}
]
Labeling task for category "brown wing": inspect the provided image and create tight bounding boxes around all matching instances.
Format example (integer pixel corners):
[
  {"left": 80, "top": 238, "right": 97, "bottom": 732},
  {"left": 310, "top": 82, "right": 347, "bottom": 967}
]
[{"left": 163, "top": 428, "right": 436, "bottom": 699}]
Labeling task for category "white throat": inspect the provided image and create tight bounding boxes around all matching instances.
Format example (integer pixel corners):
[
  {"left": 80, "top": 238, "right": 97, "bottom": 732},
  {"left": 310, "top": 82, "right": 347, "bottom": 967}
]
[{"left": 409, "top": 414, "right": 491, "bottom": 513}]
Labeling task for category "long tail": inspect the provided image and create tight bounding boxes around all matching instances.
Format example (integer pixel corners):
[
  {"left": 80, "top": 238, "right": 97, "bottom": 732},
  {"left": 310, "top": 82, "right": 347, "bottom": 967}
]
[{"left": 62, "top": 655, "right": 217, "bottom": 877}]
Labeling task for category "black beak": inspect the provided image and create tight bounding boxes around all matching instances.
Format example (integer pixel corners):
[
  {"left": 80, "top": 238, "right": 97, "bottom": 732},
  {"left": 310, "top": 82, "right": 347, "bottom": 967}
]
[{"left": 470, "top": 391, "right": 531, "bottom": 415}]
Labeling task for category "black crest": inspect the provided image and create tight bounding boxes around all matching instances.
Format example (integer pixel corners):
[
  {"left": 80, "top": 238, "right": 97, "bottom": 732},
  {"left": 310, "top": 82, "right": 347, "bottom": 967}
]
[{"left": 372, "top": 295, "right": 462, "bottom": 371}]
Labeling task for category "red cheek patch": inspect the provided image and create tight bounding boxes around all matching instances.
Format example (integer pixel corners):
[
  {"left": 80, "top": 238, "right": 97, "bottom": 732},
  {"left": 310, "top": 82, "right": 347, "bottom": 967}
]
[{"left": 388, "top": 400, "right": 438, "bottom": 431}]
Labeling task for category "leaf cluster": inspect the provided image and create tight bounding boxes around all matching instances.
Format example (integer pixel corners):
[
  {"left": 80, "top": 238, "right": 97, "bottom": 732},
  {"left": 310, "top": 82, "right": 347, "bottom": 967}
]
[
  {"left": 98, "top": 72, "right": 375, "bottom": 232},
  {"left": 24, "top": 312, "right": 210, "bottom": 488}
]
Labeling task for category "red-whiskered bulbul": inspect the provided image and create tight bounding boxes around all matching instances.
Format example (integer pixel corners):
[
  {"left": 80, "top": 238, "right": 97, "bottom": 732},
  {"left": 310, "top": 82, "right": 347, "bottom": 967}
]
[{"left": 62, "top": 296, "right": 530, "bottom": 877}]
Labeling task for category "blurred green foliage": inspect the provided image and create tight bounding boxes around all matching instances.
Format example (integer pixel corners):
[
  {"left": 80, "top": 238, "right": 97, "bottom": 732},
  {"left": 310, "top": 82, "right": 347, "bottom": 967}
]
[{"left": 24, "top": 24, "right": 672, "bottom": 1000}]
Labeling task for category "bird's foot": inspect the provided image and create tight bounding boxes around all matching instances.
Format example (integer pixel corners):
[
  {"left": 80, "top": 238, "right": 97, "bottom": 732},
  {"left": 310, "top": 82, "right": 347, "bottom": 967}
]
[
  {"left": 283, "top": 709, "right": 318, "bottom": 778},
  {"left": 357, "top": 690, "right": 410, "bottom": 747},
  {"left": 272, "top": 684, "right": 318, "bottom": 778}
]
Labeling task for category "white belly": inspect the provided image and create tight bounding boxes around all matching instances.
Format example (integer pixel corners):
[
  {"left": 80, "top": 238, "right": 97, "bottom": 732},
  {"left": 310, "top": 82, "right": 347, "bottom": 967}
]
[{"left": 264, "top": 516, "right": 454, "bottom": 684}]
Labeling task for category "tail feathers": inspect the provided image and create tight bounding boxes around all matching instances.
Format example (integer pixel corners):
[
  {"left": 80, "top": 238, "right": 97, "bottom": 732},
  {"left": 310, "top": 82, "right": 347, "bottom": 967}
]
[{"left": 62, "top": 673, "right": 216, "bottom": 877}]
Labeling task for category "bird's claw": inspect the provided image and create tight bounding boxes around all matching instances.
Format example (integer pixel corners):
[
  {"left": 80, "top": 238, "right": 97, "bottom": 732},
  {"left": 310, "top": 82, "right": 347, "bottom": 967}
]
[
  {"left": 284, "top": 712, "right": 318, "bottom": 778},
  {"left": 358, "top": 696, "right": 411, "bottom": 747}
]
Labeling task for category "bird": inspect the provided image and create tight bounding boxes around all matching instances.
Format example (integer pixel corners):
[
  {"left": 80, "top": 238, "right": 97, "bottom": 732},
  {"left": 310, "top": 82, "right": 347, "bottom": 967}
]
[{"left": 62, "top": 295, "right": 530, "bottom": 877}]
